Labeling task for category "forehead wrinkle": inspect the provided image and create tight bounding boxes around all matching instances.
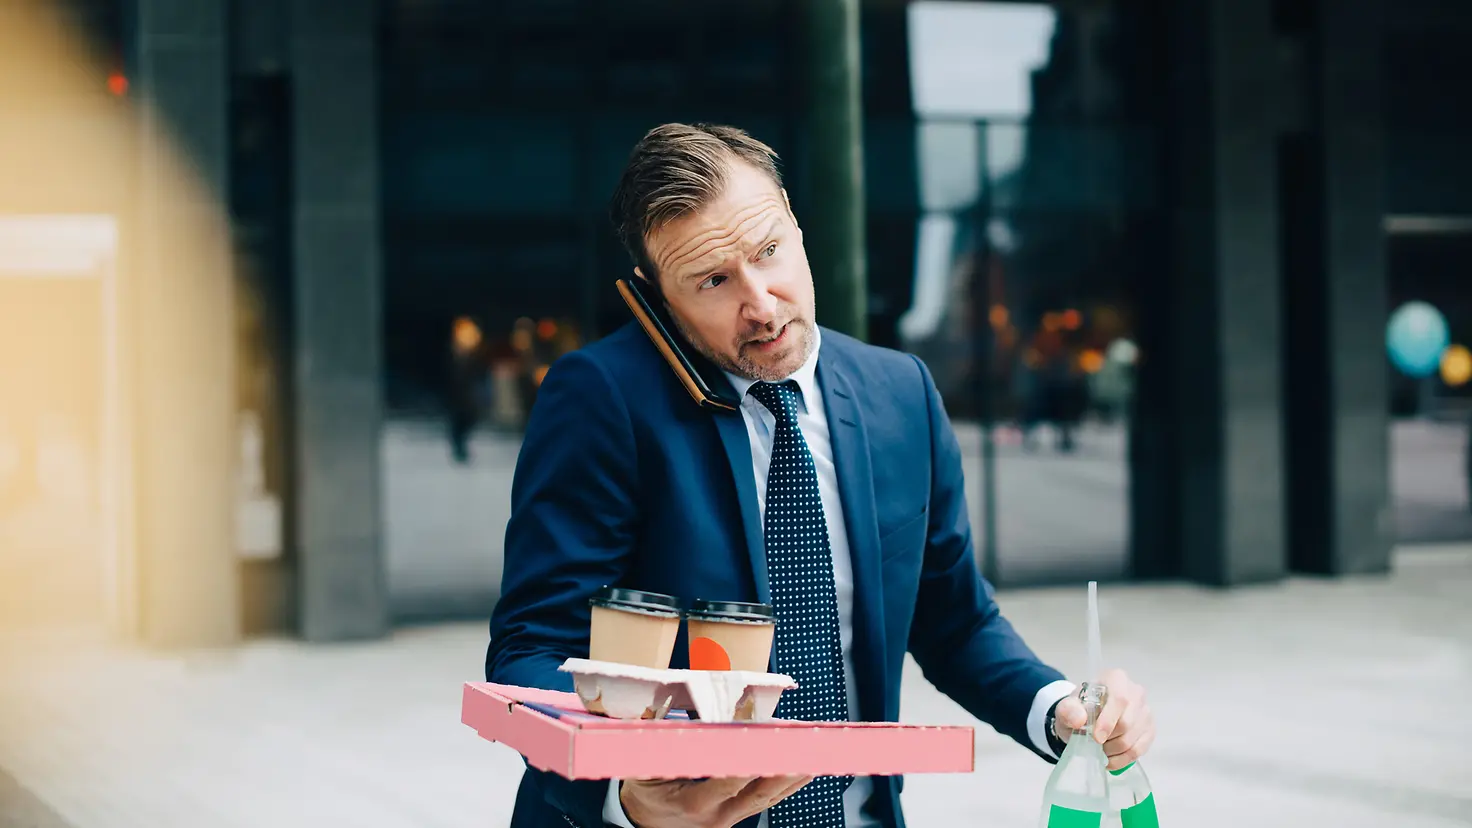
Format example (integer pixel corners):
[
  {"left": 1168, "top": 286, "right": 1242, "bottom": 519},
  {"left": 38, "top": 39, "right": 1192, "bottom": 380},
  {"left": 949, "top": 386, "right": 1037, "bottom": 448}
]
[
  {"left": 667, "top": 204, "right": 773, "bottom": 273},
  {"left": 662, "top": 197, "right": 785, "bottom": 280}
]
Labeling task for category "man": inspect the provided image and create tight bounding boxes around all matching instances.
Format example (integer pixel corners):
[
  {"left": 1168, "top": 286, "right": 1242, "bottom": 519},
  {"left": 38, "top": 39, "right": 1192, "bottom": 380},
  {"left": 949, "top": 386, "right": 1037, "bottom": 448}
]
[{"left": 486, "top": 124, "right": 1155, "bottom": 828}]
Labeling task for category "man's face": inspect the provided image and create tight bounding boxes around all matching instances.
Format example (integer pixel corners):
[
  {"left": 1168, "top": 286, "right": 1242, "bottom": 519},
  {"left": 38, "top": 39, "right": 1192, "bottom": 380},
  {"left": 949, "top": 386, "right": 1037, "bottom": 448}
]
[{"left": 638, "top": 161, "right": 816, "bottom": 382}]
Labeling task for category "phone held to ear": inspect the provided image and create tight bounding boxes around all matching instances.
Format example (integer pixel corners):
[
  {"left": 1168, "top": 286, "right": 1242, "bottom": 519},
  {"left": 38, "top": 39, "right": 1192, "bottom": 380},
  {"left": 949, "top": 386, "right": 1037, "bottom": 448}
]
[{"left": 616, "top": 277, "right": 742, "bottom": 413}]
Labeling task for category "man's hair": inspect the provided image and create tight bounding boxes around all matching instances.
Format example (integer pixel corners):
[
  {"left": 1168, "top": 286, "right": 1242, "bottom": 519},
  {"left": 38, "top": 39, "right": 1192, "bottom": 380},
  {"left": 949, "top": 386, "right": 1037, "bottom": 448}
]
[{"left": 609, "top": 123, "right": 783, "bottom": 283}]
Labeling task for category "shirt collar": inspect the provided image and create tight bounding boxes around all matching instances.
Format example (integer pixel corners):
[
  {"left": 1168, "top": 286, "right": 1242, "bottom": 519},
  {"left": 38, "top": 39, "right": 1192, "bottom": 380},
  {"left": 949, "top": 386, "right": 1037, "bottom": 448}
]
[{"left": 723, "top": 326, "right": 822, "bottom": 412}]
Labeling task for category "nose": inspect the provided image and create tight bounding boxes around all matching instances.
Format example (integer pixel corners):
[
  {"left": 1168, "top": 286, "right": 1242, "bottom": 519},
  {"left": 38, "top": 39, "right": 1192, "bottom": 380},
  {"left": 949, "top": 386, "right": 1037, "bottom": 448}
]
[{"left": 738, "top": 269, "right": 779, "bottom": 325}]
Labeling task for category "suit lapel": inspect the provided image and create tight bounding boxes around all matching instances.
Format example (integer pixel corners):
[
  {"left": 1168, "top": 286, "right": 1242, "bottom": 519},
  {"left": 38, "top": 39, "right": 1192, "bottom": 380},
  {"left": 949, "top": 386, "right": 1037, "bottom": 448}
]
[
  {"left": 712, "top": 400, "right": 772, "bottom": 608},
  {"left": 817, "top": 344, "right": 889, "bottom": 724}
]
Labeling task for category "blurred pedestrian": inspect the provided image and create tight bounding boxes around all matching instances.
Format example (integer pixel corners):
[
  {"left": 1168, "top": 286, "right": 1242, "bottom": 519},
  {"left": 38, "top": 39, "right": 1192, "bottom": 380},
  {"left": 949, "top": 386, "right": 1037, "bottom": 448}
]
[{"left": 446, "top": 316, "right": 485, "bottom": 464}]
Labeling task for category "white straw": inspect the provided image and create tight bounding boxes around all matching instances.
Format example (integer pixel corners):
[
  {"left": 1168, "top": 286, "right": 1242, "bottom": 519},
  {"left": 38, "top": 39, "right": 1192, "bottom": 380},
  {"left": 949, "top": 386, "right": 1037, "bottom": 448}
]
[{"left": 1087, "top": 581, "right": 1102, "bottom": 682}]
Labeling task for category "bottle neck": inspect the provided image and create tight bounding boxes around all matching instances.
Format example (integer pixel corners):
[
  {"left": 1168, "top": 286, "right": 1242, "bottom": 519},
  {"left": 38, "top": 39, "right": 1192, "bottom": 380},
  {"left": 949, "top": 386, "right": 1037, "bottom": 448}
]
[{"left": 1076, "top": 682, "right": 1108, "bottom": 738}]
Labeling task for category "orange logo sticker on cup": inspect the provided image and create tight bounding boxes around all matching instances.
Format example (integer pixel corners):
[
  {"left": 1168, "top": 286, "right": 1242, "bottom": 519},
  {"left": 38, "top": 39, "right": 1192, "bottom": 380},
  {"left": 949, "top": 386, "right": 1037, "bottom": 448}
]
[{"left": 689, "top": 637, "right": 732, "bottom": 671}]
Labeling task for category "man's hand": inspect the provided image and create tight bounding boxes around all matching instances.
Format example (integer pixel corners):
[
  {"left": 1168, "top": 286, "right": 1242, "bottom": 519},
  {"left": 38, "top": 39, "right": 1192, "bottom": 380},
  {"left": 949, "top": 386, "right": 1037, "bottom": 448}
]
[
  {"left": 619, "top": 775, "right": 814, "bottom": 828},
  {"left": 1053, "top": 668, "right": 1155, "bottom": 770}
]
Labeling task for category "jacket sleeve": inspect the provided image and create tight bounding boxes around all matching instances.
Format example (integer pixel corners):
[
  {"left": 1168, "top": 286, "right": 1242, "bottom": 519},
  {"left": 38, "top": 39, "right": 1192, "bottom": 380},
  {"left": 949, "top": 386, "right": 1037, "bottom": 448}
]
[
  {"left": 904, "top": 354, "right": 1068, "bottom": 761},
  {"left": 486, "top": 348, "right": 641, "bottom": 825}
]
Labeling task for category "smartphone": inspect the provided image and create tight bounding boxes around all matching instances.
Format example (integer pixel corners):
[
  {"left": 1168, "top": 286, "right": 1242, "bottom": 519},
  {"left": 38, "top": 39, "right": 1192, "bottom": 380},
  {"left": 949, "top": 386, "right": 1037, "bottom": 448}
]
[{"left": 616, "top": 277, "right": 742, "bottom": 413}]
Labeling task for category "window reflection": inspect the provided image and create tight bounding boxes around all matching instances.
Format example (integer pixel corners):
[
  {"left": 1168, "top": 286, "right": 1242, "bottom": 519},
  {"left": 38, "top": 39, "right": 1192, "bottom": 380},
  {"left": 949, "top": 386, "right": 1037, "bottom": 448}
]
[
  {"left": 904, "top": 0, "right": 1158, "bottom": 585},
  {"left": 1386, "top": 231, "right": 1472, "bottom": 543}
]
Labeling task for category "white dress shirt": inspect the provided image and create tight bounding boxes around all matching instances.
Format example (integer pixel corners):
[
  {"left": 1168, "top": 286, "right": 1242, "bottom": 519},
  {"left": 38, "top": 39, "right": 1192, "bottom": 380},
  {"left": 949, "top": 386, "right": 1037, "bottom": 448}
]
[{"left": 606, "top": 329, "right": 1073, "bottom": 826}]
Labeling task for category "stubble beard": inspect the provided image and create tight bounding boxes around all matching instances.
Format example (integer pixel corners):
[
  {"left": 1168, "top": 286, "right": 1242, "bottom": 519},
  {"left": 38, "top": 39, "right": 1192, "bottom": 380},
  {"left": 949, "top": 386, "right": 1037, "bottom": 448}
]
[{"left": 672, "top": 312, "right": 816, "bottom": 383}]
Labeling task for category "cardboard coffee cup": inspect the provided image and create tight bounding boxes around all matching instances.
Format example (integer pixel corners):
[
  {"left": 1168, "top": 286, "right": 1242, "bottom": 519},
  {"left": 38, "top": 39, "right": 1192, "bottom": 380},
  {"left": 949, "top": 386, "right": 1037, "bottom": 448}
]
[
  {"left": 588, "top": 586, "right": 682, "bottom": 669},
  {"left": 685, "top": 599, "right": 776, "bottom": 672}
]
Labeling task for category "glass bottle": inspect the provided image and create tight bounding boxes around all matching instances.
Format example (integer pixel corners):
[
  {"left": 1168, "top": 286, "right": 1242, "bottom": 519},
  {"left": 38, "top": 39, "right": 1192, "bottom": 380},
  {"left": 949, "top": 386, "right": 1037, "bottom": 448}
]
[
  {"left": 1038, "top": 683, "right": 1111, "bottom": 828},
  {"left": 1106, "top": 760, "right": 1159, "bottom": 827}
]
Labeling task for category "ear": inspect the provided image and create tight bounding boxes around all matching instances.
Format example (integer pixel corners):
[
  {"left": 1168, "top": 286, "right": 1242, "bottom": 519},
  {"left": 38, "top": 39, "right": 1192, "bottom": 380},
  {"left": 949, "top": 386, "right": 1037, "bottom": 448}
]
[{"left": 634, "top": 266, "right": 649, "bottom": 283}]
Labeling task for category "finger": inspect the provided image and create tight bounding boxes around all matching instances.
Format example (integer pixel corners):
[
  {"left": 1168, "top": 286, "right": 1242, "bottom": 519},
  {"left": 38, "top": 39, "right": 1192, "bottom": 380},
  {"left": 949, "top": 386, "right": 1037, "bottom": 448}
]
[
  {"left": 1102, "top": 702, "right": 1141, "bottom": 750},
  {"left": 1093, "top": 692, "right": 1129, "bottom": 744},
  {"left": 768, "top": 775, "right": 815, "bottom": 803},
  {"left": 1104, "top": 727, "right": 1140, "bottom": 759},
  {"left": 729, "top": 774, "right": 814, "bottom": 821},
  {"left": 742, "top": 775, "right": 810, "bottom": 801},
  {"left": 718, "top": 776, "right": 811, "bottom": 825},
  {"left": 740, "top": 775, "right": 812, "bottom": 811},
  {"left": 626, "top": 775, "right": 686, "bottom": 786},
  {"left": 701, "top": 776, "right": 768, "bottom": 825},
  {"left": 1105, "top": 707, "right": 1152, "bottom": 758},
  {"left": 622, "top": 777, "right": 686, "bottom": 796},
  {"left": 1055, "top": 697, "right": 1087, "bottom": 732},
  {"left": 1107, "top": 725, "right": 1154, "bottom": 771},
  {"left": 694, "top": 775, "right": 761, "bottom": 801}
]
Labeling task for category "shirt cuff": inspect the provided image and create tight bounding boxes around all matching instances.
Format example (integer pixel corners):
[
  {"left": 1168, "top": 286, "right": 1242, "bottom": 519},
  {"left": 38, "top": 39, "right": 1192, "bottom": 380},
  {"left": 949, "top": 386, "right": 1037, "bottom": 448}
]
[
  {"left": 603, "top": 779, "right": 637, "bottom": 828},
  {"left": 1028, "top": 679, "right": 1077, "bottom": 760}
]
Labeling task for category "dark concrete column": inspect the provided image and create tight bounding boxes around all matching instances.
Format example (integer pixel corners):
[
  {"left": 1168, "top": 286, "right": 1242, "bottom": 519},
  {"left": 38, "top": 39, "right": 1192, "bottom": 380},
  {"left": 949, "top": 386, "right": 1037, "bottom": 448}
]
[
  {"left": 130, "top": 0, "right": 240, "bottom": 645},
  {"left": 290, "top": 0, "right": 387, "bottom": 641},
  {"left": 1159, "top": 0, "right": 1288, "bottom": 585},
  {"left": 1317, "top": 0, "right": 1391, "bottom": 574},
  {"left": 1283, "top": 0, "right": 1392, "bottom": 575},
  {"left": 803, "top": 0, "right": 868, "bottom": 341}
]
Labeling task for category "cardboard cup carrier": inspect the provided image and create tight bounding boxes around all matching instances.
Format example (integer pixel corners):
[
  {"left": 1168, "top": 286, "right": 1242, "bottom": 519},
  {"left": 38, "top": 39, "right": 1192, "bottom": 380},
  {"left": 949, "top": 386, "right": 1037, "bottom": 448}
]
[{"left": 575, "top": 587, "right": 793, "bottom": 723}]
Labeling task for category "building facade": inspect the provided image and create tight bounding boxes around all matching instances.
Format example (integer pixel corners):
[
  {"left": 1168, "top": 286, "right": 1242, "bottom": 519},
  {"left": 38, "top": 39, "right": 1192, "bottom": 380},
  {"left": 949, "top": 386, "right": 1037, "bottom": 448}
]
[{"left": 0, "top": 0, "right": 1468, "bottom": 645}]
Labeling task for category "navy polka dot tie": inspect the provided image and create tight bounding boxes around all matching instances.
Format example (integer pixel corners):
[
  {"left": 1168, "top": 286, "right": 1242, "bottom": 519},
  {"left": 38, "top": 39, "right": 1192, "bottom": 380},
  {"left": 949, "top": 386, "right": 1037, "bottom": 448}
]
[{"left": 748, "top": 381, "right": 850, "bottom": 828}]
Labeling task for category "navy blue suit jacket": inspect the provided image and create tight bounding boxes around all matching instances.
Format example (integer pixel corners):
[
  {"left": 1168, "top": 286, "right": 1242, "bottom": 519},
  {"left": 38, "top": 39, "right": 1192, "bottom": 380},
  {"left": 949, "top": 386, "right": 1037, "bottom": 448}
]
[{"left": 486, "top": 323, "right": 1065, "bottom": 828}]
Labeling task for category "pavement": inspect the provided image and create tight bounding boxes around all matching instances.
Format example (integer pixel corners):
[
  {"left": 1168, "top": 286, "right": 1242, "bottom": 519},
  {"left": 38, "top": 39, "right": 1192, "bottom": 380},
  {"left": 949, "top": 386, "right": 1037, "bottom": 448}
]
[
  {"left": 2, "top": 544, "right": 1469, "bottom": 828},
  {"left": 1392, "top": 419, "right": 1472, "bottom": 543}
]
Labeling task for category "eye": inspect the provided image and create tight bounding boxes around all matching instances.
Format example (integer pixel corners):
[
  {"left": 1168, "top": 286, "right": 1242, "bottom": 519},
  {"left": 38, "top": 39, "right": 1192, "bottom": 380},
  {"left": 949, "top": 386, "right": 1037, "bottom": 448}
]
[
  {"left": 759, "top": 243, "right": 778, "bottom": 259},
  {"left": 699, "top": 273, "right": 727, "bottom": 290}
]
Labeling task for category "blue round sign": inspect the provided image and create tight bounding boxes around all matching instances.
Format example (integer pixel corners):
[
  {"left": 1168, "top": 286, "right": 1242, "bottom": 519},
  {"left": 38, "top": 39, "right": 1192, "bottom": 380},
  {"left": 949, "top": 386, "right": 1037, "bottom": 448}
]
[{"left": 1386, "top": 301, "right": 1449, "bottom": 378}]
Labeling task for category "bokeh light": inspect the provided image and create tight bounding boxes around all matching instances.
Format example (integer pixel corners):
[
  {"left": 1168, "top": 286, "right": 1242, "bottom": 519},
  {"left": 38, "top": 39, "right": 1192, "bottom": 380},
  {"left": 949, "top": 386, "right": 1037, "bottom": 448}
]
[
  {"left": 1078, "top": 349, "right": 1105, "bottom": 373},
  {"left": 452, "top": 316, "right": 482, "bottom": 353},
  {"left": 1386, "top": 301, "right": 1449, "bottom": 378},
  {"left": 1107, "top": 338, "right": 1139, "bottom": 365},
  {"left": 1440, "top": 344, "right": 1471, "bottom": 387}
]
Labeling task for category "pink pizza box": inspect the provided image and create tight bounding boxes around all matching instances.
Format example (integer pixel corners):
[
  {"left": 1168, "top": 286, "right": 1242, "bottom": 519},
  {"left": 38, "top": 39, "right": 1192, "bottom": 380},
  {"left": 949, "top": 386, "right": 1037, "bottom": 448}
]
[{"left": 461, "top": 681, "right": 976, "bottom": 780}]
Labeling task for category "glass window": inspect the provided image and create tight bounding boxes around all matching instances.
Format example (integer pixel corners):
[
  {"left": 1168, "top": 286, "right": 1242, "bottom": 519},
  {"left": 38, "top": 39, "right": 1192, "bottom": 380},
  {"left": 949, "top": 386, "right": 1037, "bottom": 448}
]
[
  {"left": 1385, "top": 230, "right": 1472, "bottom": 544},
  {"left": 377, "top": 0, "right": 804, "bottom": 619},
  {"left": 1384, "top": 17, "right": 1472, "bottom": 544},
  {"left": 904, "top": 0, "right": 1163, "bottom": 586}
]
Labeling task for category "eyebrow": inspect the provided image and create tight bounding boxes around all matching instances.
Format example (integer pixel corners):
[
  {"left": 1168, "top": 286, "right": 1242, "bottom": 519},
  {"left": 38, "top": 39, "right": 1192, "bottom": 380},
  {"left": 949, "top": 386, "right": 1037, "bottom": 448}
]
[{"left": 678, "top": 217, "right": 784, "bottom": 284}]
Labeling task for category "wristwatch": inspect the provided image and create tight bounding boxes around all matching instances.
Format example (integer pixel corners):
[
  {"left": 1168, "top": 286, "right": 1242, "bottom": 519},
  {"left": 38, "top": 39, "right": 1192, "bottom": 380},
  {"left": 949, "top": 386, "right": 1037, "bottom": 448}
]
[{"left": 1043, "top": 698, "right": 1069, "bottom": 758}]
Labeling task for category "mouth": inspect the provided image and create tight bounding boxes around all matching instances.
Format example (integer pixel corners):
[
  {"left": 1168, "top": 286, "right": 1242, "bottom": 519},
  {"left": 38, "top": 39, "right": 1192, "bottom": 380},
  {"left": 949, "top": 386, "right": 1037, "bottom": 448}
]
[{"left": 746, "top": 322, "right": 792, "bottom": 352}]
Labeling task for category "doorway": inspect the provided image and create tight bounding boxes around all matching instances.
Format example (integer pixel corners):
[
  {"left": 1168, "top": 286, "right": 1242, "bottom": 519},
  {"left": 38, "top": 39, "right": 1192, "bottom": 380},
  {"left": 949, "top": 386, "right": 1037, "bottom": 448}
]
[{"left": 1386, "top": 217, "right": 1472, "bottom": 544}]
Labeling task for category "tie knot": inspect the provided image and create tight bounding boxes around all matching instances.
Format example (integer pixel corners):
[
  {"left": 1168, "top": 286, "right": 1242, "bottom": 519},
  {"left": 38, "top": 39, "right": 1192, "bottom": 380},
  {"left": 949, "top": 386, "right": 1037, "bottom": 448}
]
[{"left": 748, "top": 380, "right": 801, "bottom": 425}]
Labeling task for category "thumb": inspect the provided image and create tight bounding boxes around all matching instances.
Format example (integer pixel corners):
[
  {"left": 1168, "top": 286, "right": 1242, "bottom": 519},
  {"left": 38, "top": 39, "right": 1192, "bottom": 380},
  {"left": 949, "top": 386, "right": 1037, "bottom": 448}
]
[{"left": 1055, "top": 697, "right": 1087, "bottom": 732}]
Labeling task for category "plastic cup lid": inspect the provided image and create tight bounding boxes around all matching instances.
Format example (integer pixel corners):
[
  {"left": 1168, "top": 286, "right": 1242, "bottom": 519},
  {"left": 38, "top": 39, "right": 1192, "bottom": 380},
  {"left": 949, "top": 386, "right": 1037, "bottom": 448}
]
[
  {"left": 589, "top": 586, "right": 681, "bottom": 615},
  {"left": 686, "top": 598, "right": 775, "bottom": 622}
]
